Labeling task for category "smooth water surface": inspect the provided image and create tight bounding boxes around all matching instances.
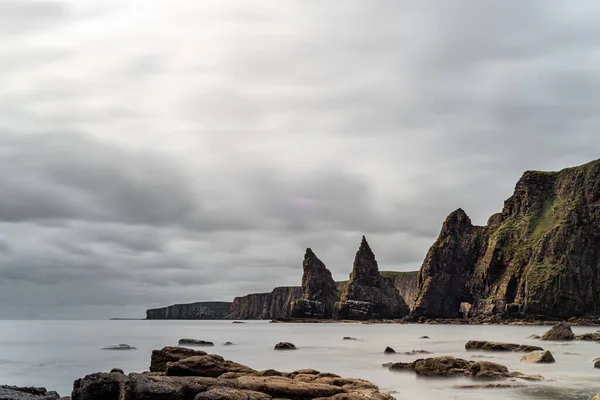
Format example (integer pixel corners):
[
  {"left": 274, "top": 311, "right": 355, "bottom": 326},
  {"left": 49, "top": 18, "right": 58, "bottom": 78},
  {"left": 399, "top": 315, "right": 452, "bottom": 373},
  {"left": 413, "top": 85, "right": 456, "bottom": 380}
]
[{"left": 1, "top": 320, "right": 600, "bottom": 399}]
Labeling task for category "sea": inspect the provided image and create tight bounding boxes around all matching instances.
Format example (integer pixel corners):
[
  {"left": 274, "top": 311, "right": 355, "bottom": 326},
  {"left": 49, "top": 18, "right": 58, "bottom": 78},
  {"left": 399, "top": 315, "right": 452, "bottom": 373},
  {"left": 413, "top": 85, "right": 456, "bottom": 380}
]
[{"left": 1, "top": 320, "right": 599, "bottom": 399}]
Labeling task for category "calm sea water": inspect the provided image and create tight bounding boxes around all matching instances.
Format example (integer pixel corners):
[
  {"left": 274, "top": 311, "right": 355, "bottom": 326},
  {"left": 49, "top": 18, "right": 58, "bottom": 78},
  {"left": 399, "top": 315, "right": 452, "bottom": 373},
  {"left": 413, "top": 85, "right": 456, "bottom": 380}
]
[{"left": 0, "top": 320, "right": 599, "bottom": 399}]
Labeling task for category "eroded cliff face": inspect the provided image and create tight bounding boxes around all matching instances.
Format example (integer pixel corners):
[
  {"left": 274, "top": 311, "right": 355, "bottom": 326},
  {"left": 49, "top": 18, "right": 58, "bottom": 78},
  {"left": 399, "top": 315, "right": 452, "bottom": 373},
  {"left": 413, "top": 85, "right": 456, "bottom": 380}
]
[
  {"left": 227, "top": 287, "right": 302, "bottom": 319},
  {"left": 413, "top": 159, "right": 600, "bottom": 319},
  {"left": 146, "top": 302, "right": 232, "bottom": 320},
  {"left": 290, "top": 248, "right": 340, "bottom": 318},
  {"left": 333, "top": 237, "right": 410, "bottom": 320},
  {"left": 381, "top": 271, "right": 419, "bottom": 311}
]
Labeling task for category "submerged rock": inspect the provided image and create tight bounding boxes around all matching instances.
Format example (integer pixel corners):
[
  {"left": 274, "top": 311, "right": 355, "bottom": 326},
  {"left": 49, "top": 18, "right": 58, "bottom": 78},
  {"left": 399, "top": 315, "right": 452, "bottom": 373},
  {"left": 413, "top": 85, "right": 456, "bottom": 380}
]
[
  {"left": 222, "top": 342, "right": 234, "bottom": 346},
  {"left": 520, "top": 350, "right": 555, "bottom": 363},
  {"left": 404, "top": 350, "right": 431, "bottom": 355},
  {"left": 540, "top": 322, "right": 575, "bottom": 341},
  {"left": 527, "top": 334, "right": 541, "bottom": 339},
  {"left": 101, "top": 344, "right": 136, "bottom": 350},
  {"left": 274, "top": 342, "right": 296, "bottom": 350},
  {"left": 343, "top": 337, "right": 358, "bottom": 340},
  {"left": 465, "top": 340, "right": 543, "bottom": 352},
  {"left": 179, "top": 339, "right": 215, "bottom": 346},
  {"left": 387, "top": 356, "right": 544, "bottom": 381}
]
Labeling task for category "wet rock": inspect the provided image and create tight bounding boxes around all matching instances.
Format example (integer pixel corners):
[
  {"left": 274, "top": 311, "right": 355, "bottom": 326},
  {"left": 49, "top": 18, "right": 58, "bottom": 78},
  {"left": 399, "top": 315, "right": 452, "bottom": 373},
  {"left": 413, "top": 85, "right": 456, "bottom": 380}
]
[
  {"left": 101, "top": 344, "right": 136, "bottom": 350},
  {"left": 594, "top": 359, "right": 600, "bottom": 369},
  {"left": 452, "top": 383, "right": 526, "bottom": 389},
  {"left": 520, "top": 350, "right": 555, "bottom": 363},
  {"left": 527, "top": 334, "right": 541, "bottom": 339},
  {"left": 232, "top": 321, "right": 245, "bottom": 324},
  {"left": 384, "top": 347, "right": 396, "bottom": 354},
  {"left": 575, "top": 331, "right": 600, "bottom": 341},
  {"left": 420, "top": 336, "right": 430, "bottom": 339},
  {"left": 387, "top": 356, "right": 544, "bottom": 381},
  {"left": 274, "top": 342, "right": 296, "bottom": 350},
  {"left": 0, "top": 386, "right": 60, "bottom": 400},
  {"left": 150, "top": 346, "right": 208, "bottom": 372},
  {"left": 343, "top": 337, "right": 358, "bottom": 340},
  {"left": 109, "top": 368, "right": 124, "bottom": 374},
  {"left": 465, "top": 340, "right": 543, "bottom": 352},
  {"left": 179, "top": 339, "right": 215, "bottom": 346},
  {"left": 541, "top": 322, "right": 575, "bottom": 341},
  {"left": 223, "top": 342, "right": 234, "bottom": 346},
  {"left": 166, "top": 354, "right": 256, "bottom": 377}
]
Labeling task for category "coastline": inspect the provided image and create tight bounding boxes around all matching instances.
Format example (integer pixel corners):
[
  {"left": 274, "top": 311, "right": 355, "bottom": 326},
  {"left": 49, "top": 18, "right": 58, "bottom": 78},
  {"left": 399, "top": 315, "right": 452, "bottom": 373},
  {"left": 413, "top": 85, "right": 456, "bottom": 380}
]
[{"left": 270, "top": 317, "right": 600, "bottom": 327}]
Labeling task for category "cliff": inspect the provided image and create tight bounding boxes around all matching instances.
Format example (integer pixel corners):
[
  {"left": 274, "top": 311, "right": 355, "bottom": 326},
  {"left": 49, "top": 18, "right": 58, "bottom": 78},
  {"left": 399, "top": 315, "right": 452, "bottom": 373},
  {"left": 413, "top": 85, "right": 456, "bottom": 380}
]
[
  {"left": 333, "top": 236, "right": 410, "bottom": 320},
  {"left": 413, "top": 159, "right": 600, "bottom": 319},
  {"left": 381, "top": 271, "right": 420, "bottom": 311},
  {"left": 146, "top": 301, "right": 232, "bottom": 320},
  {"left": 290, "top": 248, "right": 340, "bottom": 318},
  {"left": 227, "top": 286, "right": 302, "bottom": 319}
]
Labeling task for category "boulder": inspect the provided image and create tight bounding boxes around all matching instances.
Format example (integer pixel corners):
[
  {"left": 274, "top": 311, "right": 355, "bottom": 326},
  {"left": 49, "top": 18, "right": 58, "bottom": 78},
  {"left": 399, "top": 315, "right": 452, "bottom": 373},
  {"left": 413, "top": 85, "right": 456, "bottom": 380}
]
[
  {"left": 223, "top": 342, "right": 234, "bottom": 346},
  {"left": 274, "top": 342, "right": 296, "bottom": 350},
  {"left": 594, "top": 359, "right": 600, "bottom": 369},
  {"left": 465, "top": 340, "right": 543, "bottom": 352},
  {"left": 576, "top": 331, "right": 600, "bottom": 341},
  {"left": 0, "top": 386, "right": 60, "bottom": 400},
  {"left": 166, "top": 354, "right": 256, "bottom": 377},
  {"left": 520, "top": 350, "right": 556, "bottom": 363},
  {"left": 420, "top": 336, "right": 430, "bottom": 339},
  {"left": 109, "top": 368, "right": 124, "bottom": 374},
  {"left": 179, "top": 339, "right": 215, "bottom": 346},
  {"left": 150, "top": 346, "right": 208, "bottom": 372},
  {"left": 101, "top": 344, "right": 136, "bottom": 350},
  {"left": 540, "top": 322, "right": 575, "bottom": 341},
  {"left": 384, "top": 347, "right": 396, "bottom": 354}
]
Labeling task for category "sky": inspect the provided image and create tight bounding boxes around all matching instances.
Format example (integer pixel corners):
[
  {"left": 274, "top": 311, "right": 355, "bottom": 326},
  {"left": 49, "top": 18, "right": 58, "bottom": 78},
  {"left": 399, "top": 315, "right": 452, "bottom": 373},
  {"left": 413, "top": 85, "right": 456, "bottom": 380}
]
[{"left": 1, "top": 0, "right": 600, "bottom": 319}]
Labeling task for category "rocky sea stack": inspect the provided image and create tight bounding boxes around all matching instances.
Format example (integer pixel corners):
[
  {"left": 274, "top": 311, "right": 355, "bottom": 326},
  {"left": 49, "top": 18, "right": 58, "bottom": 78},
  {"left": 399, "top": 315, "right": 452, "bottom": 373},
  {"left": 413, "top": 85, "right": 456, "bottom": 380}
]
[
  {"left": 290, "top": 248, "right": 339, "bottom": 319},
  {"left": 413, "top": 159, "right": 600, "bottom": 320},
  {"left": 333, "top": 237, "right": 409, "bottom": 320}
]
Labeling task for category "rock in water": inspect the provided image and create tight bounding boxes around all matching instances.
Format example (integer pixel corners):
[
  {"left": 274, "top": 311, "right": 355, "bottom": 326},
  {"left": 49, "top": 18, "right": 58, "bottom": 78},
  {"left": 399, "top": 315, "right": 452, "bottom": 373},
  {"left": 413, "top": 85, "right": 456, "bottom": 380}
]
[
  {"left": 274, "top": 342, "right": 296, "bottom": 350},
  {"left": 540, "top": 322, "right": 575, "bottom": 341},
  {"left": 412, "top": 160, "right": 600, "bottom": 319},
  {"left": 465, "top": 340, "right": 543, "bottom": 352},
  {"left": 179, "top": 338, "right": 215, "bottom": 346},
  {"left": 290, "top": 248, "right": 339, "bottom": 319},
  {"left": 384, "top": 347, "right": 396, "bottom": 354},
  {"left": 0, "top": 386, "right": 60, "bottom": 400},
  {"left": 101, "top": 344, "right": 136, "bottom": 350},
  {"left": 520, "top": 350, "right": 555, "bottom": 363},
  {"left": 150, "top": 346, "right": 208, "bottom": 372},
  {"left": 333, "top": 236, "right": 409, "bottom": 320}
]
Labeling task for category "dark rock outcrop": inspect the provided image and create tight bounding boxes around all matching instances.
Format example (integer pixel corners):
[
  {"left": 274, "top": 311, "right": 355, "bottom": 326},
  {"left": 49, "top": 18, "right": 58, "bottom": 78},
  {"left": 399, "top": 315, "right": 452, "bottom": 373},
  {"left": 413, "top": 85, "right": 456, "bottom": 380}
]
[
  {"left": 274, "top": 342, "right": 296, "bottom": 350},
  {"left": 150, "top": 346, "right": 208, "bottom": 372},
  {"left": 101, "top": 344, "right": 136, "bottom": 350},
  {"left": 384, "top": 347, "right": 396, "bottom": 354},
  {"left": 179, "top": 339, "right": 215, "bottom": 346},
  {"left": 381, "top": 271, "right": 420, "bottom": 311},
  {"left": 541, "top": 322, "right": 575, "bottom": 341},
  {"left": 387, "top": 356, "right": 544, "bottom": 381},
  {"left": 227, "top": 287, "right": 302, "bottom": 320},
  {"left": 465, "top": 340, "right": 543, "bottom": 352},
  {"left": 146, "top": 301, "right": 233, "bottom": 320},
  {"left": 72, "top": 347, "right": 394, "bottom": 400},
  {"left": 0, "top": 386, "right": 60, "bottom": 400},
  {"left": 413, "top": 160, "right": 600, "bottom": 320},
  {"left": 333, "top": 237, "right": 409, "bottom": 320},
  {"left": 290, "top": 249, "right": 339, "bottom": 319}
]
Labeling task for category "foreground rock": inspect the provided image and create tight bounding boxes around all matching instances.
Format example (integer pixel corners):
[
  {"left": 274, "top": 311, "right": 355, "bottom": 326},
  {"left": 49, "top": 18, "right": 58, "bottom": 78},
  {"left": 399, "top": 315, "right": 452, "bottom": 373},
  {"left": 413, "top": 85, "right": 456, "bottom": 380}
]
[
  {"left": 179, "top": 338, "right": 215, "bottom": 346},
  {"left": 387, "top": 356, "right": 543, "bottom": 381},
  {"left": 465, "top": 340, "right": 543, "bottom": 352},
  {"left": 274, "top": 342, "right": 296, "bottom": 350},
  {"left": 333, "top": 237, "right": 409, "bottom": 320},
  {"left": 72, "top": 347, "right": 394, "bottom": 400},
  {"left": 101, "top": 344, "right": 136, "bottom": 350},
  {"left": 0, "top": 386, "right": 60, "bottom": 400},
  {"left": 290, "top": 248, "right": 339, "bottom": 319},
  {"left": 540, "top": 322, "right": 575, "bottom": 341},
  {"left": 150, "top": 346, "right": 208, "bottom": 372},
  {"left": 520, "top": 350, "right": 555, "bottom": 363}
]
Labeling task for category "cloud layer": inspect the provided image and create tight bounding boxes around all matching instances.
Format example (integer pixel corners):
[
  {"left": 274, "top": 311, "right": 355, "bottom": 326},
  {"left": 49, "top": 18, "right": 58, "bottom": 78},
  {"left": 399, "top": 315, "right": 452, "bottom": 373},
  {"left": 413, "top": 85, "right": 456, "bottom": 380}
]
[{"left": 2, "top": 0, "right": 600, "bottom": 318}]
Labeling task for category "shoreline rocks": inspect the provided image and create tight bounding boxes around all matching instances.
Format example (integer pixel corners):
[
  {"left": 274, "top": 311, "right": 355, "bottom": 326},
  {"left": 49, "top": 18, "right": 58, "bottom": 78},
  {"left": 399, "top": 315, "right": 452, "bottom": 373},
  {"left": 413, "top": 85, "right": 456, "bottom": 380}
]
[
  {"left": 540, "top": 322, "right": 575, "bottom": 341},
  {"left": 178, "top": 339, "right": 215, "bottom": 346},
  {"left": 71, "top": 347, "right": 394, "bottom": 400},
  {"left": 0, "top": 386, "right": 61, "bottom": 400},
  {"left": 520, "top": 350, "right": 555, "bottom": 363}
]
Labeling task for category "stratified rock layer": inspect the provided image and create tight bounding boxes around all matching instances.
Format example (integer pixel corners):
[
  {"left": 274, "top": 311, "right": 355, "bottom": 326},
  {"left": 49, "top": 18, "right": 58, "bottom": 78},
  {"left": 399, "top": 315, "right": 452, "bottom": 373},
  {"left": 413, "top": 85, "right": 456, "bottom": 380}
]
[
  {"left": 146, "top": 301, "right": 232, "bottom": 320},
  {"left": 413, "top": 159, "right": 600, "bottom": 319},
  {"left": 291, "top": 249, "right": 339, "bottom": 319},
  {"left": 334, "top": 237, "right": 409, "bottom": 320},
  {"left": 227, "top": 287, "right": 302, "bottom": 320}
]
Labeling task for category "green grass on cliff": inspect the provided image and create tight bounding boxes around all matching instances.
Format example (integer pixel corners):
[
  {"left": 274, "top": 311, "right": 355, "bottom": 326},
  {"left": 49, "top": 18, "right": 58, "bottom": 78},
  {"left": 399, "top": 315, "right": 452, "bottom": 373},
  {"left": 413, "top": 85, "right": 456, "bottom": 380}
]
[{"left": 525, "top": 262, "right": 564, "bottom": 293}]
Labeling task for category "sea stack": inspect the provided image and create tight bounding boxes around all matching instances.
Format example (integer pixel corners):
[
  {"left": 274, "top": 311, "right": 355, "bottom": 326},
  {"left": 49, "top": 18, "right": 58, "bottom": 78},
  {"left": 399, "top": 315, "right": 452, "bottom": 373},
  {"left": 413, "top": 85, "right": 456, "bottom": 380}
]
[
  {"left": 290, "top": 248, "right": 339, "bottom": 319},
  {"left": 333, "top": 236, "right": 409, "bottom": 320}
]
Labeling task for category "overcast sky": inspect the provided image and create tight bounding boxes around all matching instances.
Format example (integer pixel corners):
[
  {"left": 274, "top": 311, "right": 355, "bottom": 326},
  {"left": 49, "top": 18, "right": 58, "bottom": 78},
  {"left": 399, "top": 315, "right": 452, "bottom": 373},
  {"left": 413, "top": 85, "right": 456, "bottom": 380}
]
[{"left": 1, "top": 0, "right": 600, "bottom": 319}]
